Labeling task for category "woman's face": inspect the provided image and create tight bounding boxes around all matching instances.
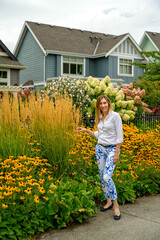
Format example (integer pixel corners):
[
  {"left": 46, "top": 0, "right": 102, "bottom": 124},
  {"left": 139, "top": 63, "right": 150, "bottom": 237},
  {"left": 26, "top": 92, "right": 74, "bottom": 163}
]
[{"left": 99, "top": 98, "right": 109, "bottom": 114}]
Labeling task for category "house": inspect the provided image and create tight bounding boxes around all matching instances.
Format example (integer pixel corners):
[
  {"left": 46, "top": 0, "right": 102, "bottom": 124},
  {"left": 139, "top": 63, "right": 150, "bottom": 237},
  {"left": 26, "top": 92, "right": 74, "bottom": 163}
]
[
  {"left": 0, "top": 39, "right": 25, "bottom": 86},
  {"left": 140, "top": 31, "right": 160, "bottom": 52},
  {"left": 14, "top": 21, "right": 147, "bottom": 89}
]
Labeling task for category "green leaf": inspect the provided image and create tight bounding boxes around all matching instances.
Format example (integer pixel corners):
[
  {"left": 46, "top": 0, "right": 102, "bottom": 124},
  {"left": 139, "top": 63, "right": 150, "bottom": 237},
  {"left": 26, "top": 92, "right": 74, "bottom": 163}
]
[
  {"left": 0, "top": 229, "right": 9, "bottom": 235},
  {"left": 48, "top": 201, "right": 59, "bottom": 215},
  {"left": 72, "top": 196, "right": 81, "bottom": 211},
  {"left": 13, "top": 227, "right": 22, "bottom": 236},
  {"left": 37, "top": 227, "right": 44, "bottom": 232},
  {"left": 81, "top": 195, "right": 90, "bottom": 208},
  {"left": 57, "top": 218, "right": 66, "bottom": 229}
]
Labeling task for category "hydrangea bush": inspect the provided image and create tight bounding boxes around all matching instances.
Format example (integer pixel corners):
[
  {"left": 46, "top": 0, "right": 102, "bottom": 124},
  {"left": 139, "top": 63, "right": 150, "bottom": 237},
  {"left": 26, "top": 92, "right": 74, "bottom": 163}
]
[
  {"left": 42, "top": 76, "right": 150, "bottom": 123},
  {"left": 85, "top": 76, "right": 151, "bottom": 121}
]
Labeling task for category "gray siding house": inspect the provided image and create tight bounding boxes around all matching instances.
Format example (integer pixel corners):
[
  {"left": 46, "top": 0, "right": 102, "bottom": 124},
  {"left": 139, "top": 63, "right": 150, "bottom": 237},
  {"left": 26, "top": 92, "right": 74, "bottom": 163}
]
[
  {"left": 14, "top": 21, "right": 146, "bottom": 88},
  {"left": 0, "top": 40, "right": 25, "bottom": 86}
]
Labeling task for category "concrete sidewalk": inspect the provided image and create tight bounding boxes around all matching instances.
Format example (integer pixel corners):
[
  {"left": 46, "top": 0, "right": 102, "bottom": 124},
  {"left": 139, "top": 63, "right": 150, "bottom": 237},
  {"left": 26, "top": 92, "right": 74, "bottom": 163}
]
[{"left": 36, "top": 195, "right": 160, "bottom": 240}]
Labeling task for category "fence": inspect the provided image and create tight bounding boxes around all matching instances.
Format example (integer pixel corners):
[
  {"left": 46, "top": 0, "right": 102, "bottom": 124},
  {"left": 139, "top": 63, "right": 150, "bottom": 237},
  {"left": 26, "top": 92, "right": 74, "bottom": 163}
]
[{"left": 127, "top": 113, "right": 160, "bottom": 129}]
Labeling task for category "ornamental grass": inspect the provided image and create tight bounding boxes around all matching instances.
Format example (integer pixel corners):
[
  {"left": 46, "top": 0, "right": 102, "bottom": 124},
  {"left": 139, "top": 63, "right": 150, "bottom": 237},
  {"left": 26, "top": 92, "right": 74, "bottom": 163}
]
[
  {"left": 0, "top": 94, "right": 33, "bottom": 158},
  {"left": 0, "top": 93, "right": 80, "bottom": 177}
]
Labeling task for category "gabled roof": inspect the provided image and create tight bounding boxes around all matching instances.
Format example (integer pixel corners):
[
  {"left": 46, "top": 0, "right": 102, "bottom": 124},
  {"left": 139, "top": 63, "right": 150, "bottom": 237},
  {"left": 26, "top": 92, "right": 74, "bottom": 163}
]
[
  {"left": 0, "top": 39, "right": 25, "bottom": 69},
  {"left": 0, "top": 39, "right": 17, "bottom": 60},
  {"left": 14, "top": 21, "right": 140, "bottom": 58},
  {"left": 140, "top": 31, "right": 160, "bottom": 51}
]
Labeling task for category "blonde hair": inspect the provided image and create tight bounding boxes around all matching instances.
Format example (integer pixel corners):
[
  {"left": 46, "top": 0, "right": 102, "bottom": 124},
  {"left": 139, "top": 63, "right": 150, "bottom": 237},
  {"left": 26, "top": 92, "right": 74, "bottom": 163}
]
[{"left": 95, "top": 95, "right": 112, "bottom": 124}]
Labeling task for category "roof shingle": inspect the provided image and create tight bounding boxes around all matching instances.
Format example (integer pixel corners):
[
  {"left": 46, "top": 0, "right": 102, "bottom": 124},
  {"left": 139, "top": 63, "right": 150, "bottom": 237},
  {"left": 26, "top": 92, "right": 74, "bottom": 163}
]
[
  {"left": 0, "top": 56, "right": 24, "bottom": 68},
  {"left": 146, "top": 31, "right": 160, "bottom": 50},
  {"left": 26, "top": 21, "right": 128, "bottom": 56}
]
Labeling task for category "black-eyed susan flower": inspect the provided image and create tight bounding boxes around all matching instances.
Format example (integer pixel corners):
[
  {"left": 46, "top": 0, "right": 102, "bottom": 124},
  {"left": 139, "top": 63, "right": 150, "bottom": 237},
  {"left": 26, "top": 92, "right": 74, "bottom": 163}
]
[
  {"left": 2, "top": 204, "right": 8, "bottom": 208},
  {"left": 34, "top": 195, "right": 39, "bottom": 203},
  {"left": 20, "top": 196, "right": 25, "bottom": 200}
]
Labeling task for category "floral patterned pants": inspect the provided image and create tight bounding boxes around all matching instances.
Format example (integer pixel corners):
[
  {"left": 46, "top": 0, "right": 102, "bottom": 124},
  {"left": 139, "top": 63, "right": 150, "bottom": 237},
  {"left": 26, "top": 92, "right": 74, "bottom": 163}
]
[{"left": 95, "top": 143, "right": 118, "bottom": 200}]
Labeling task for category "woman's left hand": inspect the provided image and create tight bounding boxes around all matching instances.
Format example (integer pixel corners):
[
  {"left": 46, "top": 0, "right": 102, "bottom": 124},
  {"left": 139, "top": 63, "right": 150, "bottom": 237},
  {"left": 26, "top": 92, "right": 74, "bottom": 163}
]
[{"left": 113, "top": 154, "right": 119, "bottom": 164}]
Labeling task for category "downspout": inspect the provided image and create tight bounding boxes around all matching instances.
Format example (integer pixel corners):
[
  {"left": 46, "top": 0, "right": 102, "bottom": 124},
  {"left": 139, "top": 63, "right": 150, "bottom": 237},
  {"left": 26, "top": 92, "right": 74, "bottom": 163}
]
[{"left": 44, "top": 52, "right": 48, "bottom": 86}]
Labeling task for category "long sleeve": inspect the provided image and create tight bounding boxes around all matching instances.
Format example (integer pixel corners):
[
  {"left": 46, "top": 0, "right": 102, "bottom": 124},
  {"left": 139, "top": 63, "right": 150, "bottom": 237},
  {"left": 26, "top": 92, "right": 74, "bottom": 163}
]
[
  {"left": 94, "top": 131, "right": 99, "bottom": 139},
  {"left": 114, "top": 113, "right": 123, "bottom": 144}
]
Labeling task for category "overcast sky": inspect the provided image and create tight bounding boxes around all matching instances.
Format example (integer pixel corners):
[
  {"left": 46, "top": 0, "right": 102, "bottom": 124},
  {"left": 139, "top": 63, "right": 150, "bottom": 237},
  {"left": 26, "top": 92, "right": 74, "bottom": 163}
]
[{"left": 1, "top": 0, "right": 160, "bottom": 52}]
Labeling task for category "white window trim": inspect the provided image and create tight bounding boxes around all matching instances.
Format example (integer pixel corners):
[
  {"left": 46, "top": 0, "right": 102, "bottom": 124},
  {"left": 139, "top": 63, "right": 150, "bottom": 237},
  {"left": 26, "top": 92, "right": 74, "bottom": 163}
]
[
  {"left": 111, "top": 52, "right": 143, "bottom": 59},
  {"left": 0, "top": 52, "right": 8, "bottom": 57},
  {"left": 61, "top": 56, "right": 85, "bottom": 77},
  {"left": 0, "top": 69, "right": 10, "bottom": 86},
  {"left": 117, "top": 57, "right": 134, "bottom": 77}
]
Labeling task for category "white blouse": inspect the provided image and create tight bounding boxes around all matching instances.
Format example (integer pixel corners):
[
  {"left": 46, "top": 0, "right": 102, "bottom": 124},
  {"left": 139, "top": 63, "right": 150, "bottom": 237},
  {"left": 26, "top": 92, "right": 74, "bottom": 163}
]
[{"left": 94, "top": 111, "right": 123, "bottom": 146}]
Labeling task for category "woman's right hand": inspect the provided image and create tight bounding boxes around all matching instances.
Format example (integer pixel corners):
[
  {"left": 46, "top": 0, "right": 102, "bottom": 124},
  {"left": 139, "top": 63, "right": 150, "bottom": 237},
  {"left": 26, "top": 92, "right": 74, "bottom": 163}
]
[{"left": 76, "top": 127, "right": 85, "bottom": 132}]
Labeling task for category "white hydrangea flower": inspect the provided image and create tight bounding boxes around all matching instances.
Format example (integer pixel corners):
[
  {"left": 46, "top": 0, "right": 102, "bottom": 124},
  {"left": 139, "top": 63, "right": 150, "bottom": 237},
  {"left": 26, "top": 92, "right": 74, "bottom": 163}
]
[
  {"left": 101, "top": 76, "right": 111, "bottom": 84},
  {"left": 100, "top": 82, "right": 107, "bottom": 92},
  {"left": 94, "top": 86, "right": 101, "bottom": 95},
  {"left": 122, "top": 114, "right": 130, "bottom": 121},
  {"left": 90, "top": 78, "right": 100, "bottom": 88},
  {"left": 87, "top": 76, "right": 94, "bottom": 86},
  {"left": 116, "top": 100, "right": 123, "bottom": 107},
  {"left": 91, "top": 99, "right": 97, "bottom": 108},
  {"left": 111, "top": 103, "right": 115, "bottom": 111}
]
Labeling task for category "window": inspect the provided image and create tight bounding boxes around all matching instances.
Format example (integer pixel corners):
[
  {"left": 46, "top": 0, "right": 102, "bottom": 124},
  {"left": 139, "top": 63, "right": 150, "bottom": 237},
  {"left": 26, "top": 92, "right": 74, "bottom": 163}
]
[
  {"left": 63, "top": 56, "right": 83, "bottom": 75},
  {"left": 119, "top": 58, "right": 132, "bottom": 75},
  {"left": 0, "top": 70, "right": 8, "bottom": 85},
  {"left": 0, "top": 70, "right": 7, "bottom": 79}
]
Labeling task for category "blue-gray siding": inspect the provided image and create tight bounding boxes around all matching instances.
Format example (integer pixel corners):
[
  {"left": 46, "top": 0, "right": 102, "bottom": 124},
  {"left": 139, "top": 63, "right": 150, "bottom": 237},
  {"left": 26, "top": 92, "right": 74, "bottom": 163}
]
[
  {"left": 10, "top": 69, "right": 19, "bottom": 86},
  {"left": 16, "top": 29, "right": 44, "bottom": 86},
  {"left": 45, "top": 54, "right": 57, "bottom": 78},
  {"left": 86, "top": 56, "right": 144, "bottom": 84},
  {"left": 45, "top": 54, "right": 61, "bottom": 79}
]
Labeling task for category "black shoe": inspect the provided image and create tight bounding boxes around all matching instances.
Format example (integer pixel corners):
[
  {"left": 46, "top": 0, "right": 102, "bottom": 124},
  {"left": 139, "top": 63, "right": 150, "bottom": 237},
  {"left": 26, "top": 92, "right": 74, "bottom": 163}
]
[
  {"left": 100, "top": 203, "right": 113, "bottom": 212},
  {"left": 114, "top": 214, "right": 121, "bottom": 220}
]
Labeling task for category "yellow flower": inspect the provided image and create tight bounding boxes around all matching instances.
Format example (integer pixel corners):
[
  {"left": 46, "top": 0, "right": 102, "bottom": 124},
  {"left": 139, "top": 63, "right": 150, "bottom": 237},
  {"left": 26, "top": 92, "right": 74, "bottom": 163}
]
[
  {"left": 48, "top": 176, "right": 53, "bottom": 180},
  {"left": 39, "top": 178, "right": 45, "bottom": 184},
  {"left": 34, "top": 195, "right": 39, "bottom": 203},
  {"left": 2, "top": 204, "right": 8, "bottom": 208},
  {"left": 20, "top": 196, "right": 25, "bottom": 200},
  {"left": 39, "top": 187, "right": 45, "bottom": 194},
  {"left": 41, "top": 168, "right": 47, "bottom": 173},
  {"left": 51, "top": 183, "right": 57, "bottom": 188},
  {"left": 24, "top": 187, "right": 32, "bottom": 195},
  {"left": 43, "top": 196, "right": 49, "bottom": 201},
  {"left": 26, "top": 175, "right": 32, "bottom": 179},
  {"left": 49, "top": 190, "right": 54, "bottom": 194}
]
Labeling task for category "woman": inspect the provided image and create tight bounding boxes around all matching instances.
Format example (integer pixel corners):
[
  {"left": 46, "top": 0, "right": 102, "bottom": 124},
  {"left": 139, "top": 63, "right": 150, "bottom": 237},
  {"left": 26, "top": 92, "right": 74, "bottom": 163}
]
[{"left": 77, "top": 95, "right": 123, "bottom": 220}]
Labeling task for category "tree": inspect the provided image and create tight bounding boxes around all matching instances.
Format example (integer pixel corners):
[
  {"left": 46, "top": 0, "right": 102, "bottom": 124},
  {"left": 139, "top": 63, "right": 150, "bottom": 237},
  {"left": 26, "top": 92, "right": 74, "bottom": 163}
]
[{"left": 133, "top": 51, "right": 160, "bottom": 81}]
